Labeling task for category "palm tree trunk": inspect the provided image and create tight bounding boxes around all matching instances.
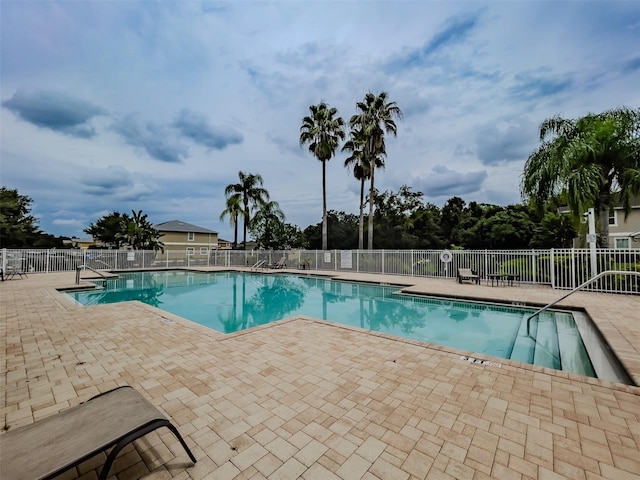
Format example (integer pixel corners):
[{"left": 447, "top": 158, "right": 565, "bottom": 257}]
[
  {"left": 358, "top": 177, "right": 365, "bottom": 250},
  {"left": 598, "top": 188, "right": 610, "bottom": 248},
  {"left": 368, "top": 166, "right": 375, "bottom": 250},
  {"left": 233, "top": 216, "right": 238, "bottom": 249},
  {"left": 322, "top": 159, "right": 328, "bottom": 250},
  {"left": 241, "top": 275, "right": 247, "bottom": 328},
  {"left": 232, "top": 277, "right": 237, "bottom": 329},
  {"left": 243, "top": 199, "right": 249, "bottom": 250}
]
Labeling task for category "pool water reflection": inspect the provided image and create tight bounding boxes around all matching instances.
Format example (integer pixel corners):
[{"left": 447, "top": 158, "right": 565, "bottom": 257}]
[{"left": 69, "top": 270, "right": 599, "bottom": 378}]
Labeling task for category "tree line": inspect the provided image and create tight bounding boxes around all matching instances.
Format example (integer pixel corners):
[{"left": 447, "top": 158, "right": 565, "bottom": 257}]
[
  {"left": 0, "top": 183, "right": 575, "bottom": 251},
  {"left": 302, "top": 188, "right": 577, "bottom": 250}
]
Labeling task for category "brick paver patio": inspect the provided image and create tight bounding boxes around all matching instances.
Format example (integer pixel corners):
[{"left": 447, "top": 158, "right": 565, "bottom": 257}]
[{"left": 1, "top": 269, "right": 639, "bottom": 479}]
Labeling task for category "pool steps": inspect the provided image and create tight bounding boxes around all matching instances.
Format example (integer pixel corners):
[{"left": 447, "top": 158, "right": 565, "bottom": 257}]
[
  {"left": 555, "top": 315, "right": 596, "bottom": 377},
  {"left": 509, "top": 314, "right": 538, "bottom": 365},
  {"left": 509, "top": 312, "right": 595, "bottom": 377},
  {"left": 532, "top": 314, "right": 561, "bottom": 370}
]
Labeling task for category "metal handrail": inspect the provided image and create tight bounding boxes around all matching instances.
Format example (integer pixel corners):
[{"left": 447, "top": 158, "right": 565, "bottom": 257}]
[
  {"left": 94, "top": 259, "right": 113, "bottom": 269},
  {"left": 526, "top": 270, "right": 640, "bottom": 336},
  {"left": 251, "top": 259, "right": 266, "bottom": 272},
  {"left": 76, "top": 265, "right": 109, "bottom": 284}
]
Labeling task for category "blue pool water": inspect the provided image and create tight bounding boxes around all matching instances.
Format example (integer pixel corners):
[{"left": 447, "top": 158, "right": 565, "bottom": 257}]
[{"left": 69, "top": 270, "right": 597, "bottom": 377}]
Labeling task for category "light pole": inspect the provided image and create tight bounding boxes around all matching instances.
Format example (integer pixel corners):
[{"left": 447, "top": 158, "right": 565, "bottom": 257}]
[{"left": 585, "top": 208, "right": 597, "bottom": 278}]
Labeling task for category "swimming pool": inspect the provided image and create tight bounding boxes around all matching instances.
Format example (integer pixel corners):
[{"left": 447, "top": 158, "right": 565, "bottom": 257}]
[{"left": 68, "top": 270, "right": 628, "bottom": 382}]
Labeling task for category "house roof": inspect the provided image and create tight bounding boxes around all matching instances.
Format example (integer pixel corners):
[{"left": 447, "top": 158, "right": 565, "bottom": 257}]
[
  {"left": 70, "top": 237, "right": 95, "bottom": 243},
  {"left": 154, "top": 220, "right": 218, "bottom": 234},
  {"left": 610, "top": 194, "right": 640, "bottom": 209},
  {"left": 558, "top": 195, "right": 640, "bottom": 214}
]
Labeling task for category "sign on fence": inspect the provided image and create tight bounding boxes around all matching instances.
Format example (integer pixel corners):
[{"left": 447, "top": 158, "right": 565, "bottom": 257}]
[{"left": 341, "top": 250, "right": 352, "bottom": 269}]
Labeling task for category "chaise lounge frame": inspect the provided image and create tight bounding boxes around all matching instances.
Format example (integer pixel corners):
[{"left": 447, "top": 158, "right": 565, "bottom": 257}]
[
  {"left": 457, "top": 268, "right": 480, "bottom": 284},
  {"left": 268, "top": 257, "right": 287, "bottom": 269},
  {"left": 0, "top": 385, "right": 196, "bottom": 480}
]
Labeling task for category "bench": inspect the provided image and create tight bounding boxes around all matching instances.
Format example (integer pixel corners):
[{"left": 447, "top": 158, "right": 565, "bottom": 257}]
[{"left": 0, "top": 385, "right": 196, "bottom": 480}]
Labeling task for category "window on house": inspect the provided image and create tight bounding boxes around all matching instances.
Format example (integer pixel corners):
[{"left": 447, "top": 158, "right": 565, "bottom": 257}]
[
  {"left": 186, "top": 247, "right": 195, "bottom": 255},
  {"left": 608, "top": 210, "right": 616, "bottom": 225},
  {"left": 615, "top": 238, "right": 629, "bottom": 249},
  {"left": 188, "top": 232, "right": 195, "bottom": 241},
  {"left": 200, "top": 247, "right": 208, "bottom": 255}
]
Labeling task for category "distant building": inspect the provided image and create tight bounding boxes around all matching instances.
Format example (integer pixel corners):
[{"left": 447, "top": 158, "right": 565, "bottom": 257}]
[
  {"left": 154, "top": 220, "right": 219, "bottom": 255},
  {"left": 608, "top": 200, "right": 640, "bottom": 249},
  {"left": 238, "top": 240, "right": 259, "bottom": 251},
  {"left": 66, "top": 237, "right": 98, "bottom": 249},
  {"left": 562, "top": 197, "right": 640, "bottom": 249},
  {"left": 217, "top": 238, "right": 233, "bottom": 250}
]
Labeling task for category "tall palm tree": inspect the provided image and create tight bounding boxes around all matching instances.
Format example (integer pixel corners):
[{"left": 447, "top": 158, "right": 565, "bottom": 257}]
[
  {"left": 300, "top": 102, "right": 346, "bottom": 250},
  {"left": 342, "top": 126, "right": 383, "bottom": 250},
  {"left": 251, "top": 200, "right": 286, "bottom": 249},
  {"left": 224, "top": 171, "right": 269, "bottom": 249},
  {"left": 521, "top": 107, "right": 640, "bottom": 247},
  {"left": 350, "top": 92, "right": 403, "bottom": 249},
  {"left": 219, "top": 194, "right": 243, "bottom": 249}
]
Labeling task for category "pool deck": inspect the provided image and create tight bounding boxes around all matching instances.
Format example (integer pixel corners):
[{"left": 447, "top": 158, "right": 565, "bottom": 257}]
[{"left": 1, "top": 268, "right": 639, "bottom": 480}]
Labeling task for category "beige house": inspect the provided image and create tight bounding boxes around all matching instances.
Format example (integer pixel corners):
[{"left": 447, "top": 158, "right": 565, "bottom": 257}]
[
  {"left": 565, "top": 198, "right": 640, "bottom": 249},
  {"left": 608, "top": 201, "right": 640, "bottom": 249},
  {"left": 66, "top": 237, "right": 98, "bottom": 249},
  {"left": 217, "top": 238, "right": 233, "bottom": 250},
  {"left": 154, "top": 220, "right": 219, "bottom": 255}
]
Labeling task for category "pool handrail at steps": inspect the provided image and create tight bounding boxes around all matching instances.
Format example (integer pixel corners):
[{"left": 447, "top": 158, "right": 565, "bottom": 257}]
[
  {"left": 93, "top": 259, "right": 113, "bottom": 269},
  {"left": 75, "top": 265, "right": 109, "bottom": 284},
  {"left": 251, "top": 259, "right": 266, "bottom": 272},
  {"left": 525, "top": 270, "right": 640, "bottom": 337}
]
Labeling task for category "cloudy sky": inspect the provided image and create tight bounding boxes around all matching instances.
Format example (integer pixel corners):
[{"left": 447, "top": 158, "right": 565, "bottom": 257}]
[{"left": 2, "top": 1, "right": 639, "bottom": 241}]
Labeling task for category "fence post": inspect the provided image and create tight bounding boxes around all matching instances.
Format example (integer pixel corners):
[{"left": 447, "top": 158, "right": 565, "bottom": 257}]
[
  {"left": 484, "top": 250, "right": 488, "bottom": 278},
  {"left": 550, "top": 249, "right": 555, "bottom": 289},
  {"left": 382, "top": 249, "right": 385, "bottom": 274},
  {"left": 530, "top": 250, "right": 535, "bottom": 284},
  {"left": 411, "top": 250, "right": 414, "bottom": 276},
  {"left": 357, "top": 249, "right": 360, "bottom": 272},
  {"left": 1, "top": 248, "right": 6, "bottom": 276}
]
